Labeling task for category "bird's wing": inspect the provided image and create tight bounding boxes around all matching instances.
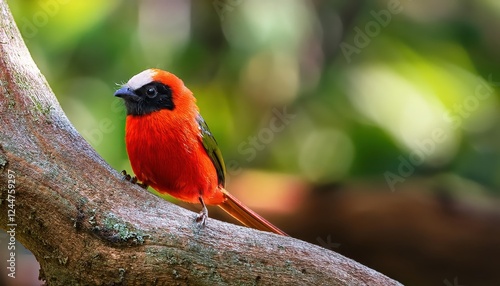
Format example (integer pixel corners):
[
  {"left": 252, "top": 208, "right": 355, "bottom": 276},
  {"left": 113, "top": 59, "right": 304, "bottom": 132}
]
[
  {"left": 197, "top": 114, "right": 226, "bottom": 187},
  {"left": 197, "top": 115, "right": 287, "bottom": 236}
]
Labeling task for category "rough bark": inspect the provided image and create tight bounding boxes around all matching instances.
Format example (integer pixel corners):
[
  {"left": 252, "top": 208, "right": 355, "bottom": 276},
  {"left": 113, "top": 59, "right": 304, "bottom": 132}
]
[{"left": 0, "top": 1, "right": 401, "bottom": 285}]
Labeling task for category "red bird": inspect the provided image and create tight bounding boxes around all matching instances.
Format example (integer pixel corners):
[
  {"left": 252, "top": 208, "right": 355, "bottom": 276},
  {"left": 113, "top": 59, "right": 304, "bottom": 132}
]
[{"left": 115, "top": 68, "right": 287, "bottom": 236}]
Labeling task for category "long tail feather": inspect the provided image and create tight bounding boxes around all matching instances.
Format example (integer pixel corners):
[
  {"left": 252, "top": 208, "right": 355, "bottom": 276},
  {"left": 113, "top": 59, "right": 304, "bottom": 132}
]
[{"left": 218, "top": 189, "right": 288, "bottom": 236}]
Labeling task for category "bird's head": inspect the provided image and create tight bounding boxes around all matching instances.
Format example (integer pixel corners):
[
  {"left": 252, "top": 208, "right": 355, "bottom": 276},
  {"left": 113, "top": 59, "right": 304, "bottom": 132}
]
[{"left": 115, "top": 69, "right": 191, "bottom": 116}]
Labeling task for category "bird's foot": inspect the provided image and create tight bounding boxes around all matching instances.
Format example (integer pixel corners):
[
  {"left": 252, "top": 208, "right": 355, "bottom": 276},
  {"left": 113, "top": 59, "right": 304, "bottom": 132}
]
[
  {"left": 120, "top": 170, "right": 148, "bottom": 189},
  {"left": 195, "top": 210, "right": 207, "bottom": 227},
  {"left": 195, "top": 197, "right": 208, "bottom": 227},
  {"left": 121, "top": 170, "right": 134, "bottom": 182}
]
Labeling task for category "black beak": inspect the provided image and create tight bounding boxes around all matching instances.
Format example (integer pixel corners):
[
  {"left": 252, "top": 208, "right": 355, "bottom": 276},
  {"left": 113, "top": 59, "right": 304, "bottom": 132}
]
[{"left": 114, "top": 87, "right": 138, "bottom": 101}]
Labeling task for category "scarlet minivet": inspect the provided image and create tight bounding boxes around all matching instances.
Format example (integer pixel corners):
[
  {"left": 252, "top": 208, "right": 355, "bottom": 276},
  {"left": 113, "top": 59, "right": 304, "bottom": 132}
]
[{"left": 115, "top": 68, "right": 287, "bottom": 236}]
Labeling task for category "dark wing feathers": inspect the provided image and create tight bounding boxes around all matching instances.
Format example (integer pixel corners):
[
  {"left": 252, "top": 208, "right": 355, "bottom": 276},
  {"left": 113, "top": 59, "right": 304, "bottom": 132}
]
[{"left": 197, "top": 114, "right": 226, "bottom": 187}]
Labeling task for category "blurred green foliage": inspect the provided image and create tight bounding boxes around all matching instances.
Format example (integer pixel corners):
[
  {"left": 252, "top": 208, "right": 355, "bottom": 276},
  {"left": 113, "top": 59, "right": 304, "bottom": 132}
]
[{"left": 7, "top": 0, "right": 500, "bottom": 192}]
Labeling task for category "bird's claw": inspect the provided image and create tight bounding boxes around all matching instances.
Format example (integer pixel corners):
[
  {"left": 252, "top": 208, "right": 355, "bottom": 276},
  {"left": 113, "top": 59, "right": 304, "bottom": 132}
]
[
  {"left": 195, "top": 197, "right": 208, "bottom": 227},
  {"left": 121, "top": 170, "right": 133, "bottom": 181},
  {"left": 121, "top": 170, "right": 148, "bottom": 189},
  {"left": 195, "top": 210, "right": 207, "bottom": 227}
]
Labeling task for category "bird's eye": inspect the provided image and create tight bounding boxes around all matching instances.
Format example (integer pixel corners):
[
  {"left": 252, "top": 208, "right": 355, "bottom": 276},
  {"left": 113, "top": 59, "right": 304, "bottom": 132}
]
[{"left": 145, "top": 85, "right": 158, "bottom": 98}]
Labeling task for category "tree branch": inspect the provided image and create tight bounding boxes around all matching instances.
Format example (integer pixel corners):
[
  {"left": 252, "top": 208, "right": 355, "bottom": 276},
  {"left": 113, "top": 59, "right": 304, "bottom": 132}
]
[{"left": 0, "top": 1, "right": 401, "bottom": 285}]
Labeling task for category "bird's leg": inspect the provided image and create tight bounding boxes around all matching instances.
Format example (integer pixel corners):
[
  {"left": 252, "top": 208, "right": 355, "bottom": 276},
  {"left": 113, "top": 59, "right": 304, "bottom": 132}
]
[
  {"left": 195, "top": 196, "right": 208, "bottom": 227},
  {"left": 120, "top": 170, "right": 148, "bottom": 189}
]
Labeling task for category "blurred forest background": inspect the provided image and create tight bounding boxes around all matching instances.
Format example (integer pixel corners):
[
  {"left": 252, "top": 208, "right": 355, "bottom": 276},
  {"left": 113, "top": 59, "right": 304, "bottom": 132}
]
[{"left": 2, "top": 0, "right": 500, "bottom": 285}]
